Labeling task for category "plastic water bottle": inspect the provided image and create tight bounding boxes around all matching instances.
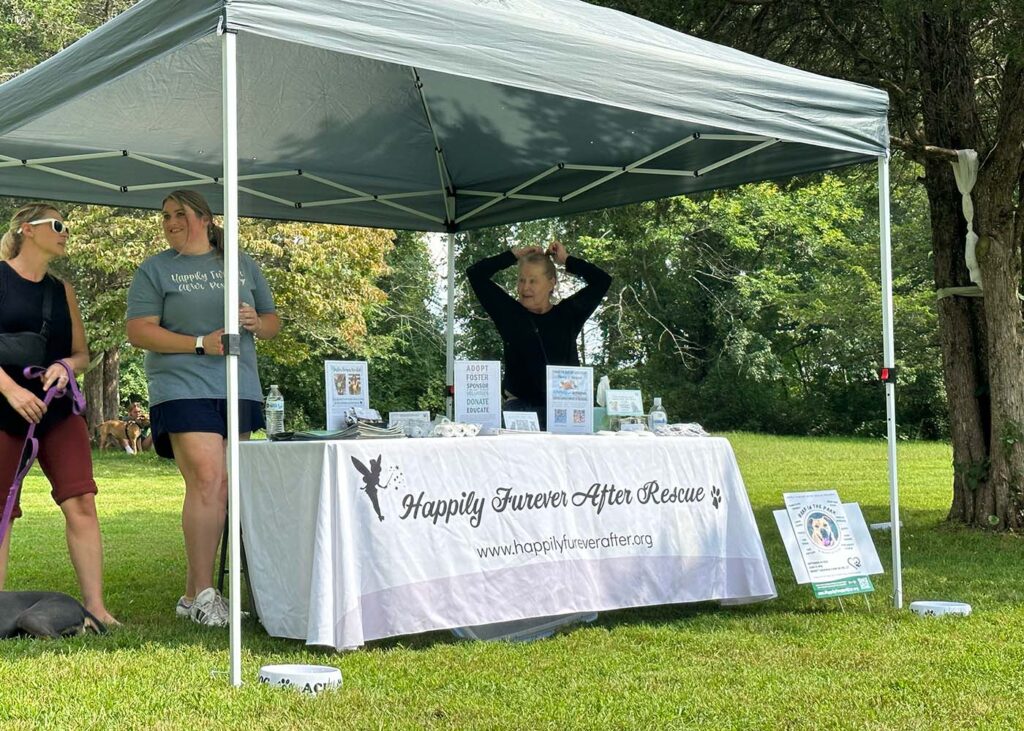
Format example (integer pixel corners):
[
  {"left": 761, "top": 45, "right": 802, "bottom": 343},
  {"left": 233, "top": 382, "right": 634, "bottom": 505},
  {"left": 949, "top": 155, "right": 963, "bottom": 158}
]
[
  {"left": 265, "top": 385, "right": 285, "bottom": 435},
  {"left": 648, "top": 397, "right": 668, "bottom": 431}
]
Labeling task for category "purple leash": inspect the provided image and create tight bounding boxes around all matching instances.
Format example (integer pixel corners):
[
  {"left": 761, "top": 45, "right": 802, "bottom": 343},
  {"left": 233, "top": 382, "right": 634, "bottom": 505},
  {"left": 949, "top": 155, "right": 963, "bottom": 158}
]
[{"left": 0, "top": 360, "right": 85, "bottom": 547}]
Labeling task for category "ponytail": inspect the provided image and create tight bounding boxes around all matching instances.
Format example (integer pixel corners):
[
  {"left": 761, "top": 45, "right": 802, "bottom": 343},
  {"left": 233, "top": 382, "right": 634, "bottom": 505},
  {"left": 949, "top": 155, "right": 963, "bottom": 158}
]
[
  {"left": 2, "top": 202, "right": 59, "bottom": 260},
  {"left": 0, "top": 230, "right": 19, "bottom": 260},
  {"left": 208, "top": 221, "right": 224, "bottom": 256}
]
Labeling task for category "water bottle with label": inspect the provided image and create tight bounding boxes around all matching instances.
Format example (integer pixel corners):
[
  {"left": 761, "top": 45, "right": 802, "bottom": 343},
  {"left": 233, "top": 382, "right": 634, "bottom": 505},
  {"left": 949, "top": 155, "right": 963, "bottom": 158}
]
[
  {"left": 265, "top": 384, "right": 285, "bottom": 436},
  {"left": 648, "top": 397, "right": 668, "bottom": 431}
]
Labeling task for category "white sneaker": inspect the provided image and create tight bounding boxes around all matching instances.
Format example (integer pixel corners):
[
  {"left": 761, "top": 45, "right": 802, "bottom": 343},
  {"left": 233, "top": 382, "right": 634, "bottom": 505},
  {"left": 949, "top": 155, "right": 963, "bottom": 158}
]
[
  {"left": 175, "top": 596, "right": 192, "bottom": 618},
  {"left": 189, "top": 587, "right": 228, "bottom": 627}
]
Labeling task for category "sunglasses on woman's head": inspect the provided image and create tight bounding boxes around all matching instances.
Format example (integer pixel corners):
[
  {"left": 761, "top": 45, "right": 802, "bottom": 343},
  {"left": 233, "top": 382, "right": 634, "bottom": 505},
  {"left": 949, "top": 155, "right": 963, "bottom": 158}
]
[{"left": 28, "top": 218, "right": 70, "bottom": 234}]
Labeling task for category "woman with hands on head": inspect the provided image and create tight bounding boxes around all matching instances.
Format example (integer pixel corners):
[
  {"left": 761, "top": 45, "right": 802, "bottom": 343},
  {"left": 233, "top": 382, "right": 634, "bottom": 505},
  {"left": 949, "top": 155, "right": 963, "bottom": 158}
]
[
  {"left": 126, "top": 189, "right": 280, "bottom": 627},
  {"left": 466, "top": 239, "right": 611, "bottom": 428},
  {"left": 0, "top": 203, "right": 118, "bottom": 626}
]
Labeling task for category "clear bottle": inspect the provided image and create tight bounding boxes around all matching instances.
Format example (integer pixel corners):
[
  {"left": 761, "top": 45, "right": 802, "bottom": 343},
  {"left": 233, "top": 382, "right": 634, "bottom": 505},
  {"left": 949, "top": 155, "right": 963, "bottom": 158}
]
[
  {"left": 265, "top": 384, "right": 285, "bottom": 435},
  {"left": 648, "top": 397, "right": 668, "bottom": 431}
]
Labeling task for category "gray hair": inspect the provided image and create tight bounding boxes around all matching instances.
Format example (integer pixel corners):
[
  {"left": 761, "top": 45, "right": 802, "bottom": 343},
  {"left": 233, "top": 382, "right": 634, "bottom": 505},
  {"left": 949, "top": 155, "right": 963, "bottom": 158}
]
[{"left": 519, "top": 252, "right": 556, "bottom": 281}]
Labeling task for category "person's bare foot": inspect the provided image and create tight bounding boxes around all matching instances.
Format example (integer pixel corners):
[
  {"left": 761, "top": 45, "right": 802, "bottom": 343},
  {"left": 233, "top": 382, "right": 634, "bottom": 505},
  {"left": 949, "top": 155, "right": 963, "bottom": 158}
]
[{"left": 87, "top": 606, "right": 121, "bottom": 628}]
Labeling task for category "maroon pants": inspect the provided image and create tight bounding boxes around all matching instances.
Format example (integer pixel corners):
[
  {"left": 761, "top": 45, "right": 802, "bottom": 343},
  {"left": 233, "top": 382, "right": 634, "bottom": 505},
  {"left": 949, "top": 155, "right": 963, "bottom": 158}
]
[{"left": 0, "top": 415, "right": 98, "bottom": 521}]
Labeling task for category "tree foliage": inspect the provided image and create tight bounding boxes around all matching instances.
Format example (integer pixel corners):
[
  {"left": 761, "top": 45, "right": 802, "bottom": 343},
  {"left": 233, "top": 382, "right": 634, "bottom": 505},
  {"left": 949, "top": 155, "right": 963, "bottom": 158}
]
[
  {"left": 250, "top": 224, "right": 446, "bottom": 428},
  {"left": 595, "top": 0, "right": 1024, "bottom": 529},
  {"left": 455, "top": 171, "right": 942, "bottom": 437},
  {"left": 0, "top": 0, "right": 133, "bottom": 81}
]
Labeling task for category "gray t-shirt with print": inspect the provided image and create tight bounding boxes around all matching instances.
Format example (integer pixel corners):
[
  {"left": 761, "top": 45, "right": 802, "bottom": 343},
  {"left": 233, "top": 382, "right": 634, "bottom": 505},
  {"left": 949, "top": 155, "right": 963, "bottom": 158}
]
[{"left": 126, "top": 249, "right": 275, "bottom": 406}]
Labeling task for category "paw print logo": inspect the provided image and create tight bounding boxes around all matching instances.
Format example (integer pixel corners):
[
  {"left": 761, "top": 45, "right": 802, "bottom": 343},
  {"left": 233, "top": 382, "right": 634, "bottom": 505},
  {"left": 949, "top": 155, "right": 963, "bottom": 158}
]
[{"left": 710, "top": 485, "right": 722, "bottom": 509}]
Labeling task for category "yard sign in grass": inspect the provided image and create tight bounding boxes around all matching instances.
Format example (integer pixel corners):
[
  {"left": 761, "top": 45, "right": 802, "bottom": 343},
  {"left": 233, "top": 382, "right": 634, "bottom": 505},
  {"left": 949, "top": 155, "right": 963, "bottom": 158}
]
[{"left": 777, "top": 491, "right": 883, "bottom": 600}]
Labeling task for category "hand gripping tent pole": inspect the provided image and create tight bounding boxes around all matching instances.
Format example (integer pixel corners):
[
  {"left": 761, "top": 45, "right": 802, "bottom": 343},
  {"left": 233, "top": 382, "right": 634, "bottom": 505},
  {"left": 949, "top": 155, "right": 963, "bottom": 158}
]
[
  {"left": 878, "top": 154, "right": 902, "bottom": 609},
  {"left": 221, "top": 25, "right": 244, "bottom": 687}
]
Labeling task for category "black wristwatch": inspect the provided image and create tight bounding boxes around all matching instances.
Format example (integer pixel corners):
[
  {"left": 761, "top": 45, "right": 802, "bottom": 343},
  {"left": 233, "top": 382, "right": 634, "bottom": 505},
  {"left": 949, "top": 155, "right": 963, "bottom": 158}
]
[{"left": 194, "top": 335, "right": 205, "bottom": 355}]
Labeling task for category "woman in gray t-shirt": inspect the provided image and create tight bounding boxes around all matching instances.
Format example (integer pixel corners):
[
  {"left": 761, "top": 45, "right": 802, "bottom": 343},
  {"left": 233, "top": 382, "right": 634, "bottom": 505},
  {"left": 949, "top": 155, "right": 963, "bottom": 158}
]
[{"left": 126, "top": 189, "right": 280, "bottom": 627}]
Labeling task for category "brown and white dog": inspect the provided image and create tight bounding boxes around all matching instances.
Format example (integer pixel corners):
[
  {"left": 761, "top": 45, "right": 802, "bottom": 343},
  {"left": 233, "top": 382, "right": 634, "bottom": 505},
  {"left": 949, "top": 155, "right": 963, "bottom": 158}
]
[
  {"left": 96, "top": 417, "right": 149, "bottom": 453},
  {"left": 808, "top": 516, "right": 838, "bottom": 549}
]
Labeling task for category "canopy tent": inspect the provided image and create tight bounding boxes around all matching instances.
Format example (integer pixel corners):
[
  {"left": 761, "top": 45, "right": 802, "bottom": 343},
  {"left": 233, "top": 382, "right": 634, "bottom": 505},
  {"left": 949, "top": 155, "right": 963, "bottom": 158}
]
[
  {"left": 0, "top": 0, "right": 889, "bottom": 228},
  {"left": 0, "top": 0, "right": 899, "bottom": 686}
]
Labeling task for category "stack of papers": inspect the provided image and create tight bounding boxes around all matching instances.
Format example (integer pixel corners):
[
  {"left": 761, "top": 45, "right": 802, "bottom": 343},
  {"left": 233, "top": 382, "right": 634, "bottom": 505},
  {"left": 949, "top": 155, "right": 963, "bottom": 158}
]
[
  {"left": 343, "top": 423, "right": 406, "bottom": 439},
  {"left": 269, "top": 424, "right": 405, "bottom": 441}
]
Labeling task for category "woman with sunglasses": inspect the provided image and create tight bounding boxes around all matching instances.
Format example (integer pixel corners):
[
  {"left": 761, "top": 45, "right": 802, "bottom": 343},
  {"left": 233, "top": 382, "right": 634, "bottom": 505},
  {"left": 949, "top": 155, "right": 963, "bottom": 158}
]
[
  {"left": 0, "top": 203, "right": 118, "bottom": 627},
  {"left": 127, "top": 190, "right": 280, "bottom": 627}
]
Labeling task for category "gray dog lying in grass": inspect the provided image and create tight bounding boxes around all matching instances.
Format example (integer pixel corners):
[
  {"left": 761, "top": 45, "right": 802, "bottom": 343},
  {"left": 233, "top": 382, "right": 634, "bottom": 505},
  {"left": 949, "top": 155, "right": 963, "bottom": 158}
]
[{"left": 0, "top": 591, "right": 107, "bottom": 639}]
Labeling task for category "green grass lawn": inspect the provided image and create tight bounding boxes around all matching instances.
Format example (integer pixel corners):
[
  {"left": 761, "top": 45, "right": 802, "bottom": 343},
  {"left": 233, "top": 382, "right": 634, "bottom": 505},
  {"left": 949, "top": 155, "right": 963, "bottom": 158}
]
[{"left": 0, "top": 433, "right": 1021, "bottom": 730}]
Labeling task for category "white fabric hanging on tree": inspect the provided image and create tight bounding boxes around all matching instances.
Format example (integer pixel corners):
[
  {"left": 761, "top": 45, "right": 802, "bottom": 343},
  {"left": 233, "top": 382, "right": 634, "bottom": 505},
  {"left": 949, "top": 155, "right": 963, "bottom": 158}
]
[{"left": 951, "top": 149, "right": 981, "bottom": 288}]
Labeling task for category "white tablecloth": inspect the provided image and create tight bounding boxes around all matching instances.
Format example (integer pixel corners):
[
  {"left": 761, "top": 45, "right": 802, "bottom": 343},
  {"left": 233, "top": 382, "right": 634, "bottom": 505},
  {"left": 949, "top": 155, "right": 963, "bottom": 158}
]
[{"left": 239, "top": 434, "right": 775, "bottom": 650}]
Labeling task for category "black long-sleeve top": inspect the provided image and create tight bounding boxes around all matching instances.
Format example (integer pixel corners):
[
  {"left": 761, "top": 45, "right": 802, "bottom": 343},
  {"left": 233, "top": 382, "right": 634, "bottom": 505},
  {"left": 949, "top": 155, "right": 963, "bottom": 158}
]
[{"left": 466, "top": 251, "right": 611, "bottom": 406}]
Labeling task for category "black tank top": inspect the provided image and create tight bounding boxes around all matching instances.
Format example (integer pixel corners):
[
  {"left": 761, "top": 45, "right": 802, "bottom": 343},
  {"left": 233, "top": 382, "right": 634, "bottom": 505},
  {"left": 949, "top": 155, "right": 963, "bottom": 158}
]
[{"left": 0, "top": 262, "right": 74, "bottom": 436}]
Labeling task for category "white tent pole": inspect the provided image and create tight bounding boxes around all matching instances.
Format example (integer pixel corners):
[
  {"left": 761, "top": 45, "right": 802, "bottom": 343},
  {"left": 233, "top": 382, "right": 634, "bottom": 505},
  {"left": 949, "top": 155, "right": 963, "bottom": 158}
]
[
  {"left": 446, "top": 230, "right": 456, "bottom": 419},
  {"left": 878, "top": 154, "right": 902, "bottom": 609},
  {"left": 222, "top": 26, "right": 243, "bottom": 687}
]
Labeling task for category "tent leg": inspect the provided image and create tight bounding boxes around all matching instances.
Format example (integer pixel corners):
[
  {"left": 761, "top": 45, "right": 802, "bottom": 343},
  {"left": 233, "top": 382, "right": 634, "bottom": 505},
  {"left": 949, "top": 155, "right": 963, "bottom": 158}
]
[
  {"left": 222, "top": 27, "right": 243, "bottom": 686},
  {"left": 878, "top": 155, "right": 902, "bottom": 609},
  {"left": 446, "top": 232, "right": 456, "bottom": 419}
]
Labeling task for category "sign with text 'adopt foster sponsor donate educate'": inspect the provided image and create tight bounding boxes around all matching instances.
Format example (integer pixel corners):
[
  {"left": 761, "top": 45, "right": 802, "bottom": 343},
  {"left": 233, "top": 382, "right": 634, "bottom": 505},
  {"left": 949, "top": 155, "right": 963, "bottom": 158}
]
[{"left": 455, "top": 360, "right": 501, "bottom": 431}]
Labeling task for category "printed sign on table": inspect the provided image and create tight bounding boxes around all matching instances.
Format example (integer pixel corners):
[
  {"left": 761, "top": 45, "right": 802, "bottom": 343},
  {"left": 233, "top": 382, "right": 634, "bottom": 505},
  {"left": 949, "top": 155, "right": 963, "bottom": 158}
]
[
  {"left": 546, "top": 365, "right": 593, "bottom": 434},
  {"left": 782, "top": 490, "right": 864, "bottom": 583},
  {"left": 503, "top": 411, "right": 540, "bottom": 432},
  {"left": 325, "top": 360, "right": 369, "bottom": 430},
  {"left": 605, "top": 389, "right": 644, "bottom": 417},
  {"left": 388, "top": 411, "right": 432, "bottom": 438},
  {"left": 454, "top": 360, "right": 501, "bottom": 431}
]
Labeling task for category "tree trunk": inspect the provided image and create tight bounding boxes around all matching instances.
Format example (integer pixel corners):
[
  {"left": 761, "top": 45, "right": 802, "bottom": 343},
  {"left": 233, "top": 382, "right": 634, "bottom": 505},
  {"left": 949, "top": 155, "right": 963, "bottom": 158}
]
[
  {"left": 913, "top": 11, "right": 1024, "bottom": 529},
  {"left": 971, "top": 57, "right": 1024, "bottom": 531},
  {"left": 84, "top": 356, "right": 104, "bottom": 444},
  {"left": 918, "top": 10, "right": 1024, "bottom": 530},
  {"left": 974, "top": 212, "right": 1024, "bottom": 530},
  {"left": 102, "top": 348, "right": 120, "bottom": 421},
  {"left": 925, "top": 165, "right": 990, "bottom": 525}
]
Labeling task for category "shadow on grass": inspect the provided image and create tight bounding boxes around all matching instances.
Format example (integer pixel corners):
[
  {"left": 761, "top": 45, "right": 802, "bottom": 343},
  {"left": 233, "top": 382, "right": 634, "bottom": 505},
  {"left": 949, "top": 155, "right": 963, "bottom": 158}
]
[{"left": 4, "top": 497, "right": 1021, "bottom": 658}]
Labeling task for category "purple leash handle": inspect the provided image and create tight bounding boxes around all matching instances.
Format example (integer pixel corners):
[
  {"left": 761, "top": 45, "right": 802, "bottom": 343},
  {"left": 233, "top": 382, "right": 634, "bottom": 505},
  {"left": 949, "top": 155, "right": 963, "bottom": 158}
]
[
  {"left": 38, "top": 360, "right": 87, "bottom": 415},
  {"left": 0, "top": 364, "right": 83, "bottom": 546}
]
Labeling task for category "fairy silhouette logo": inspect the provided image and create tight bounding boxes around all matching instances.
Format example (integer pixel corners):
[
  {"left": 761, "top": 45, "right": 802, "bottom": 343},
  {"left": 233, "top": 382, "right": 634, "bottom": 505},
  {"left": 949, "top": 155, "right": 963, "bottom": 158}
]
[{"left": 350, "top": 455, "right": 404, "bottom": 522}]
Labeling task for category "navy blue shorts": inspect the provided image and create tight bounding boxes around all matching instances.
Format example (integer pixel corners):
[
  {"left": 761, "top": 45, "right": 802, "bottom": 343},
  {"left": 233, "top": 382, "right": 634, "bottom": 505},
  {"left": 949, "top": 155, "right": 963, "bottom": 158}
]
[{"left": 150, "top": 398, "right": 264, "bottom": 460}]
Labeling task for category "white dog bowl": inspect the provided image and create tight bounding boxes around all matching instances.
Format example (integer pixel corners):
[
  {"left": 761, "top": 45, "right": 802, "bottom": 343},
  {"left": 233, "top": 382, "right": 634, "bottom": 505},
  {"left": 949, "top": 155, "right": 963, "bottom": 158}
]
[
  {"left": 257, "top": 664, "right": 342, "bottom": 695},
  {"left": 909, "top": 600, "right": 972, "bottom": 617}
]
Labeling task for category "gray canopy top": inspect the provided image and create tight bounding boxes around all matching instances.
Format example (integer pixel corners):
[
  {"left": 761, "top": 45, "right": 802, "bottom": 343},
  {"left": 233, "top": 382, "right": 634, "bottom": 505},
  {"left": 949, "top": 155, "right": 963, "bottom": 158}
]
[{"left": 0, "top": 0, "right": 889, "bottom": 231}]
